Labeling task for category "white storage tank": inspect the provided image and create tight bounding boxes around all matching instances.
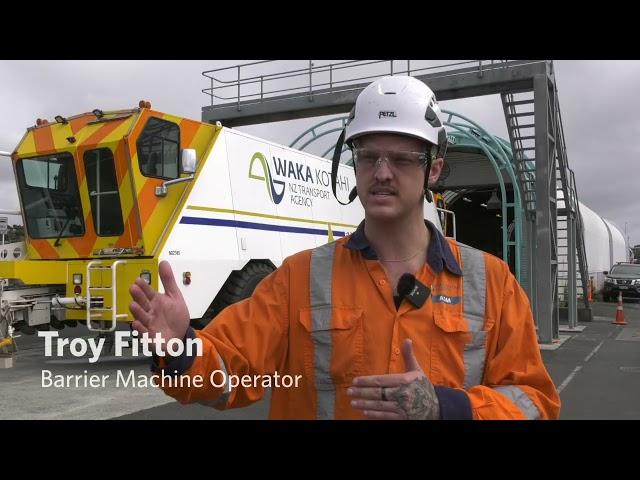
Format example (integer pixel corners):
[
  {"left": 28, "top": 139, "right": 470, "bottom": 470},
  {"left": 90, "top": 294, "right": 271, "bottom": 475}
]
[
  {"left": 557, "top": 191, "right": 627, "bottom": 296},
  {"left": 579, "top": 202, "right": 628, "bottom": 292}
]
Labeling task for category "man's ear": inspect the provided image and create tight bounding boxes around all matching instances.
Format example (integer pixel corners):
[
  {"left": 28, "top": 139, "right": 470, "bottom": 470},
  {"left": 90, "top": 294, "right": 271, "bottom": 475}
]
[{"left": 428, "top": 158, "right": 444, "bottom": 185}]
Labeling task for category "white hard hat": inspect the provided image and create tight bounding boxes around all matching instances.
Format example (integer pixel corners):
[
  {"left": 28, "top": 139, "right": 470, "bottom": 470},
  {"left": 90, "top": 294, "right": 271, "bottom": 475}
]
[
  {"left": 344, "top": 75, "right": 447, "bottom": 159},
  {"left": 331, "top": 76, "right": 447, "bottom": 205}
]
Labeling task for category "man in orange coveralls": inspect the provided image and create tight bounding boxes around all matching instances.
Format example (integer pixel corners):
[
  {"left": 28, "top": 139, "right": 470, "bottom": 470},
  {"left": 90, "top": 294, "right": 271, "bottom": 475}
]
[{"left": 129, "top": 75, "right": 560, "bottom": 420}]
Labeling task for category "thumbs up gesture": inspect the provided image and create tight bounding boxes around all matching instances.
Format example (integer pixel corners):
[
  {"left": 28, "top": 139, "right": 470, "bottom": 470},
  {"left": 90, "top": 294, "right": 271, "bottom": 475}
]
[{"left": 347, "top": 339, "right": 440, "bottom": 420}]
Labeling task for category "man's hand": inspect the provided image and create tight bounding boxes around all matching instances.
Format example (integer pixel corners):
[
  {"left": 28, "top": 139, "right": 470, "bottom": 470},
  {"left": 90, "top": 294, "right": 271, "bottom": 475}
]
[
  {"left": 129, "top": 260, "right": 190, "bottom": 354},
  {"left": 347, "top": 338, "right": 440, "bottom": 420}
]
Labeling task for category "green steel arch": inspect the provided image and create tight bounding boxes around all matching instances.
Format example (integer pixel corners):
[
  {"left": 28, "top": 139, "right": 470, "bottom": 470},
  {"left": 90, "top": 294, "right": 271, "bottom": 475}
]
[{"left": 290, "top": 112, "right": 526, "bottom": 282}]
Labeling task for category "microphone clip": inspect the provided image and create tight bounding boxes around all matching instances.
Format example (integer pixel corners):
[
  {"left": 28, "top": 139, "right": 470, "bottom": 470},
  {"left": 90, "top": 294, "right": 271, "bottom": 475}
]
[{"left": 397, "top": 273, "right": 431, "bottom": 309}]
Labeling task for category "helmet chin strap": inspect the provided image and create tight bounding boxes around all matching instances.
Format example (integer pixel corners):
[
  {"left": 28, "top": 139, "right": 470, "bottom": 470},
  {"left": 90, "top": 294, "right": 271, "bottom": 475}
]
[
  {"left": 424, "top": 186, "right": 433, "bottom": 203},
  {"left": 331, "top": 128, "right": 358, "bottom": 205},
  {"left": 424, "top": 157, "right": 433, "bottom": 203},
  {"left": 423, "top": 145, "right": 436, "bottom": 203}
]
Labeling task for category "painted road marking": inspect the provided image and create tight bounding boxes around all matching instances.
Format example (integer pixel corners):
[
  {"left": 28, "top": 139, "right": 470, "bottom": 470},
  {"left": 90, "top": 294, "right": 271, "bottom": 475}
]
[{"left": 557, "top": 329, "right": 616, "bottom": 393}]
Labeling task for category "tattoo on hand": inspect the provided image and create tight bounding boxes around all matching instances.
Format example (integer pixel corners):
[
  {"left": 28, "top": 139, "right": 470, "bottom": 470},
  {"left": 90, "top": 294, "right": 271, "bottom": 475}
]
[{"left": 387, "top": 376, "right": 440, "bottom": 420}]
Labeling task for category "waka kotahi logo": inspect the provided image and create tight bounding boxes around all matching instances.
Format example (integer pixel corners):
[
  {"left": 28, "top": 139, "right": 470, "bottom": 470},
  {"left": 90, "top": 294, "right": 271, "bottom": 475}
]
[{"left": 248, "top": 152, "right": 286, "bottom": 204}]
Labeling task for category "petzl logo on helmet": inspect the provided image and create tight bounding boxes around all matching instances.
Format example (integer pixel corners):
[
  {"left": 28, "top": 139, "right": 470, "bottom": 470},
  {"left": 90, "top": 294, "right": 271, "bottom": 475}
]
[
  {"left": 249, "top": 152, "right": 285, "bottom": 204},
  {"left": 378, "top": 111, "right": 397, "bottom": 119}
]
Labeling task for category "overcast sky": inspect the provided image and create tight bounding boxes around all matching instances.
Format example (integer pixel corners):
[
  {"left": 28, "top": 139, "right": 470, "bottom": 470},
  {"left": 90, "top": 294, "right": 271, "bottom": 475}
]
[{"left": 0, "top": 60, "right": 637, "bottom": 246}]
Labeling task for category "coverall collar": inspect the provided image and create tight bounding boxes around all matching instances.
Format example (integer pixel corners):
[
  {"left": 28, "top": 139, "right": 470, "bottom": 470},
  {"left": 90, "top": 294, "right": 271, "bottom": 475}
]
[{"left": 345, "top": 219, "right": 463, "bottom": 276}]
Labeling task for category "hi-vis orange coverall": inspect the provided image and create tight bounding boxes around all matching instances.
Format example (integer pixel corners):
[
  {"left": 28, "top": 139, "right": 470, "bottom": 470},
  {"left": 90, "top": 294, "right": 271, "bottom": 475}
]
[{"left": 155, "top": 220, "right": 561, "bottom": 420}]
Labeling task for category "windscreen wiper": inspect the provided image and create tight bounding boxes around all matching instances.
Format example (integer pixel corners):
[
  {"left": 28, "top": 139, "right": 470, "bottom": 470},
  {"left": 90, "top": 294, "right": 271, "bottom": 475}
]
[{"left": 53, "top": 216, "right": 73, "bottom": 247}]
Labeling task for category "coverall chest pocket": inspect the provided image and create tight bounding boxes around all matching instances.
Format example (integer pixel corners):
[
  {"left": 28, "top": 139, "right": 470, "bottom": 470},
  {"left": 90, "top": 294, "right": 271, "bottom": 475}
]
[
  {"left": 431, "top": 311, "right": 494, "bottom": 388},
  {"left": 298, "top": 306, "right": 365, "bottom": 387}
]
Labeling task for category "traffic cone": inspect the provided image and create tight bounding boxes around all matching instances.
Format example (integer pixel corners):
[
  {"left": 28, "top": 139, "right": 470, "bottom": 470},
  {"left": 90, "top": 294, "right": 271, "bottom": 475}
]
[{"left": 612, "top": 291, "right": 627, "bottom": 325}]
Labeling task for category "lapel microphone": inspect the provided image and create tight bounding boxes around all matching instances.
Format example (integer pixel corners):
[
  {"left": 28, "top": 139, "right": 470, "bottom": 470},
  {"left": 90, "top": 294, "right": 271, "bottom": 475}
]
[{"left": 397, "top": 273, "right": 431, "bottom": 308}]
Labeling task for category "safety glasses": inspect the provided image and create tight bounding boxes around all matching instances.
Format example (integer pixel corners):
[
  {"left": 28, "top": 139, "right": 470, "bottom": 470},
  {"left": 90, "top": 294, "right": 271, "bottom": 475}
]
[{"left": 352, "top": 148, "right": 429, "bottom": 172}]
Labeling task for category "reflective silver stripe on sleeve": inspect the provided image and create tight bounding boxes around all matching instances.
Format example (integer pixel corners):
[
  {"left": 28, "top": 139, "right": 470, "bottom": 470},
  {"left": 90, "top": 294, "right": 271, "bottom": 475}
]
[
  {"left": 310, "top": 242, "right": 338, "bottom": 419},
  {"left": 213, "top": 353, "right": 231, "bottom": 407},
  {"left": 494, "top": 385, "right": 541, "bottom": 419},
  {"left": 459, "top": 245, "right": 488, "bottom": 389},
  {"left": 197, "top": 352, "right": 231, "bottom": 408}
]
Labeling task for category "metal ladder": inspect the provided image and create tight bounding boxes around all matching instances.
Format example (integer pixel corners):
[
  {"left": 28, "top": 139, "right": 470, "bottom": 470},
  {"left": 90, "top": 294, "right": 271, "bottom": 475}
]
[
  {"left": 556, "top": 169, "right": 587, "bottom": 300},
  {"left": 86, "top": 260, "right": 128, "bottom": 332},
  {"left": 501, "top": 92, "right": 537, "bottom": 304},
  {"left": 501, "top": 75, "right": 590, "bottom": 328},
  {"left": 552, "top": 79, "right": 590, "bottom": 320},
  {"left": 501, "top": 92, "right": 537, "bottom": 215}
]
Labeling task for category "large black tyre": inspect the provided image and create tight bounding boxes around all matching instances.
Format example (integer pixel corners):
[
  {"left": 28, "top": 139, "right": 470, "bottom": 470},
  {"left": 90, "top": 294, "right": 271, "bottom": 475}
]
[
  {"left": 14, "top": 321, "right": 36, "bottom": 335},
  {"left": 50, "top": 315, "right": 65, "bottom": 330},
  {"left": 191, "top": 262, "right": 275, "bottom": 330}
]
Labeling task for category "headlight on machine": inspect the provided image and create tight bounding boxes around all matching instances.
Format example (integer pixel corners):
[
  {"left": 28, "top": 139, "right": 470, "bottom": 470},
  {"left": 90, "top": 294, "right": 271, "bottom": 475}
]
[{"left": 604, "top": 278, "right": 614, "bottom": 284}]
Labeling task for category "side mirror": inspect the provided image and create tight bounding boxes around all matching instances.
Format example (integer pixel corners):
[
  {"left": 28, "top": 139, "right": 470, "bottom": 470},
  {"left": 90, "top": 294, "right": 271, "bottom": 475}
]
[
  {"left": 156, "top": 150, "right": 197, "bottom": 197},
  {"left": 603, "top": 271, "right": 608, "bottom": 275},
  {"left": 181, "top": 149, "right": 197, "bottom": 174}
]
